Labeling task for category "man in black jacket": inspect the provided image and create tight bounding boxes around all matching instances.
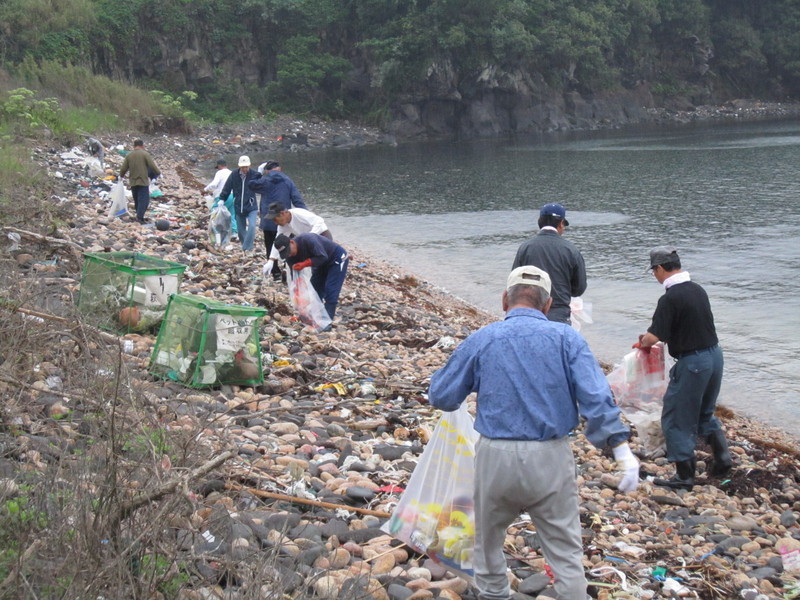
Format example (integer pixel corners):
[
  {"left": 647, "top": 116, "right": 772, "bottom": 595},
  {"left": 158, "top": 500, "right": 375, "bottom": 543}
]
[
  {"left": 635, "top": 246, "right": 732, "bottom": 489},
  {"left": 512, "top": 203, "right": 587, "bottom": 324}
]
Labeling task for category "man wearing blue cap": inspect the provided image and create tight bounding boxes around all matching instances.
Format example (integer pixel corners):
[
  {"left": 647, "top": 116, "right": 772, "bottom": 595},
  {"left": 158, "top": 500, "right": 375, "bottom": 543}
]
[{"left": 512, "top": 203, "right": 587, "bottom": 324}]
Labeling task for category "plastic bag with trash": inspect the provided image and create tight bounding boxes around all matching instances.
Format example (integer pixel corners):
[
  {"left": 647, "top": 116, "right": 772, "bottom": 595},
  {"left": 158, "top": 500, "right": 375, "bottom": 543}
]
[
  {"left": 287, "top": 268, "right": 332, "bottom": 332},
  {"left": 6, "top": 232, "right": 21, "bottom": 252},
  {"left": 209, "top": 204, "right": 232, "bottom": 247},
  {"left": 607, "top": 344, "right": 667, "bottom": 457},
  {"left": 382, "top": 403, "right": 478, "bottom": 577},
  {"left": 107, "top": 181, "right": 128, "bottom": 219},
  {"left": 85, "top": 157, "right": 105, "bottom": 178}
]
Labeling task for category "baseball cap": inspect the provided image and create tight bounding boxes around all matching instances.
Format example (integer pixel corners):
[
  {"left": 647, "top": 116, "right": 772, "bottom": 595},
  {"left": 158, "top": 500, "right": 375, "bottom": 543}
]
[
  {"left": 507, "top": 266, "right": 552, "bottom": 294},
  {"left": 540, "top": 203, "right": 569, "bottom": 226},
  {"left": 264, "top": 160, "right": 280, "bottom": 171},
  {"left": 273, "top": 233, "right": 292, "bottom": 259},
  {"left": 238, "top": 155, "right": 251, "bottom": 167},
  {"left": 265, "top": 202, "right": 288, "bottom": 219},
  {"left": 649, "top": 246, "right": 679, "bottom": 269},
  {"left": 216, "top": 158, "right": 227, "bottom": 166}
]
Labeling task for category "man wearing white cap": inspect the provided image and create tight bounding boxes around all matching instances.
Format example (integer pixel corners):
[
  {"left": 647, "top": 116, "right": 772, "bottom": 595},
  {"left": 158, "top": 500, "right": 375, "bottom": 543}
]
[
  {"left": 429, "top": 266, "right": 638, "bottom": 600},
  {"left": 219, "top": 156, "right": 260, "bottom": 253}
]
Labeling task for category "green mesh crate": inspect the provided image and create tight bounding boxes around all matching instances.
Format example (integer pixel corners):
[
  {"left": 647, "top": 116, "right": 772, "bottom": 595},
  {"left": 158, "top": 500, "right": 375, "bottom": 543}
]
[
  {"left": 149, "top": 294, "right": 268, "bottom": 388},
  {"left": 77, "top": 252, "right": 187, "bottom": 334}
]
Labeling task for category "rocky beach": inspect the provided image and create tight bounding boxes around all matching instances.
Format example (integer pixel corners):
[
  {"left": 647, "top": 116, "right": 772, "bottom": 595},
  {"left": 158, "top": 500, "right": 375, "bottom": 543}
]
[{"left": 0, "top": 111, "right": 798, "bottom": 600}]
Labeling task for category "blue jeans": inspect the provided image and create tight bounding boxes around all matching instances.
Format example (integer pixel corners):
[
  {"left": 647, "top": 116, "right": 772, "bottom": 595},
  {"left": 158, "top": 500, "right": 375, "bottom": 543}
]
[
  {"left": 661, "top": 345, "right": 724, "bottom": 462},
  {"left": 310, "top": 251, "right": 349, "bottom": 319},
  {"left": 235, "top": 210, "right": 259, "bottom": 251}
]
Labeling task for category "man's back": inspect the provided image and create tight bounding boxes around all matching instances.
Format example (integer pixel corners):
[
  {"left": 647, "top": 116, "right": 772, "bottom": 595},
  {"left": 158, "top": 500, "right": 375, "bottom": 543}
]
[
  {"left": 649, "top": 280, "right": 718, "bottom": 357},
  {"left": 512, "top": 230, "right": 586, "bottom": 323}
]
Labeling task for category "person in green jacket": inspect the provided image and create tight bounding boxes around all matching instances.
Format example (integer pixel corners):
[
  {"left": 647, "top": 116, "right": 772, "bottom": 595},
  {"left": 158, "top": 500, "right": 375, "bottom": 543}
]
[{"left": 119, "top": 139, "right": 161, "bottom": 224}]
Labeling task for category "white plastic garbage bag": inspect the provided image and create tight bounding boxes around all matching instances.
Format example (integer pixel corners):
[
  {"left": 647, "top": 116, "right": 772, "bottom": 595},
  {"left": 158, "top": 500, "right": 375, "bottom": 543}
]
[
  {"left": 209, "top": 204, "right": 232, "bottom": 247},
  {"left": 570, "top": 297, "right": 593, "bottom": 332},
  {"left": 107, "top": 181, "right": 127, "bottom": 219},
  {"left": 607, "top": 344, "right": 668, "bottom": 457},
  {"left": 85, "top": 157, "right": 104, "bottom": 178}
]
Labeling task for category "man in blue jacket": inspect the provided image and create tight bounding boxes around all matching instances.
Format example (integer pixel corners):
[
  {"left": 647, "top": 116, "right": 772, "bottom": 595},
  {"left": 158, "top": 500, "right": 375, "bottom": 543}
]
[
  {"left": 249, "top": 160, "right": 307, "bottom": 279},
  {"left": 429, "top": 266, "right": 639, "bottom": 600},
  {"left": 273, "top": 232, "right": 349, "bottom": 321},
  {"left": 220, "top": 156, "right": 260, "bottom": 253}
]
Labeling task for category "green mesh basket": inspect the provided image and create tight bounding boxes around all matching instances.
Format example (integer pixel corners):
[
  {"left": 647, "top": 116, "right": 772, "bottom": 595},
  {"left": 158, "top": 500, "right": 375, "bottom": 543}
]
[
  {"left": 149, "top": 294, "right": 268, "bottom": 388},
  {"left": 77, "top": 252, "right": 187, "bottom": 334}
]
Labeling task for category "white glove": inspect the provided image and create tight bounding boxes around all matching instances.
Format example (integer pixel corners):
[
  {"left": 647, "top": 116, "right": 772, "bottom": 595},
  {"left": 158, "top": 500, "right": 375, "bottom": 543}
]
[
  {"left": 612, "top": 443, "right": 640, "bottom": 492},
  {"left": 262, "top": 260, "right": 274, "bottom": 277}
]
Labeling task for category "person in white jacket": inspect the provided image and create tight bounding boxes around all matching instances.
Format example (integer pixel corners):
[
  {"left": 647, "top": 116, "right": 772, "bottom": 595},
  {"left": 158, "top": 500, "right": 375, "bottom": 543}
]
[
  {"left": 261, "top": 201, "right": 332, "bottom": 278},
  {"left": 204, "top": 158, "right": 232, "bottom": 199}
]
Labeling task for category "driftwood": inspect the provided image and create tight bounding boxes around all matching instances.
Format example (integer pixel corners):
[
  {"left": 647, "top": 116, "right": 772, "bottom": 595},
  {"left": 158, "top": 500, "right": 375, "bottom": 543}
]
[
  {"left": 2, "top": 226, "right": 84, "bottom": 264},
  {"left": 0, "top": 304, "right": 121, "bottom": 345},
  {"left": 114, "top": 450, "right": 237, "bottom": 526},
  {"left": 225, "top": 482, "right": 392, "bottom": 518}
]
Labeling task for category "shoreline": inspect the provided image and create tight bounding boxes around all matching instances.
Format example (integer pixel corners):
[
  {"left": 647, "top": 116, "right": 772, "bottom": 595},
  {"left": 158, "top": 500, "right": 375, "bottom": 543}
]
[
  {"left": 2, "top": 124, "right": 797, "bottom": 599},
  {"left": 181, "top": 100, "right": 800, "bottom": 157}
]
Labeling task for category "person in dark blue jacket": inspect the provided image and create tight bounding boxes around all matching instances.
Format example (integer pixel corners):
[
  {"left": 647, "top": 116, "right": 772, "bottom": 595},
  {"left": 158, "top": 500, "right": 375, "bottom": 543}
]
[
  {"left": 249, "top": 160, "right": 307, "bottom": 280},
  {"left": 220, "top": 156, "right": 260, "bottom": 252},
  {"left": 273, "top": 232, "right": 349, "bottom": 321}
]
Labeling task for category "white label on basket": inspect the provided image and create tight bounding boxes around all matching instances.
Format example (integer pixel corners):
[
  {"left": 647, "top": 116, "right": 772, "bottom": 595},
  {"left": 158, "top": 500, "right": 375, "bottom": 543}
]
[
  {"left": 215, "top": 315, "right": 257, "bottom": 352},
  {"left": 142, "top": 274, "right": 178, "bottom": 307}
]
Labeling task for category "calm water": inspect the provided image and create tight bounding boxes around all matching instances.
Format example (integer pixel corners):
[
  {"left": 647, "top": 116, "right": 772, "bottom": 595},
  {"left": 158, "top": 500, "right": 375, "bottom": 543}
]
[{"left": 233, "top": 120, "right": 800, "bottom": 434}]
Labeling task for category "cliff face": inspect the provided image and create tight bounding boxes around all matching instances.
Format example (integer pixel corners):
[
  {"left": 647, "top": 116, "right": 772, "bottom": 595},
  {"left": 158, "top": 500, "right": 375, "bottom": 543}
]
[
  {"left": 383, "top": 64, "right": 657, "bottom": 138},
  {"left": 93, "top": 29, "right": 673, "bottom": 139}
]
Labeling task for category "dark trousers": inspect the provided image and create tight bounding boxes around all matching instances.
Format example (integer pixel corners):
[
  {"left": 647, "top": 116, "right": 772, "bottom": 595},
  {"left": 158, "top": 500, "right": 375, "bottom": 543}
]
[
  {"left": 132, "top": 185, "right": 150, "bottom": 222},
  {"left": 263, "top": 230, "right": 281, "bottom": 278},
  {"left": 310, "top": 251, "right": 349, "bottom": 319},
  {"left": 661, "top": 345, "right": 724, "bottom": 463}
]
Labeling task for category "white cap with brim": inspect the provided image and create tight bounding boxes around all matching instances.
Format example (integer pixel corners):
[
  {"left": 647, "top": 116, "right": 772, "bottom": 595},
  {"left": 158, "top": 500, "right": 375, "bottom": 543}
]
[
  {"left": 238, "top": 155, "right": 251, "bottom": 167},
  {"left": 507, "top": 266, "right": 551, "bottom": 294}
]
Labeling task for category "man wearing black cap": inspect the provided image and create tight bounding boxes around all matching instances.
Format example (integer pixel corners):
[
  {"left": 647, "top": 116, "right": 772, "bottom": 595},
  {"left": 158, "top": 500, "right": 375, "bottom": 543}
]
[
  {"left": 249, "top": 160, "right": 307, "bottom": 281},
  {"left": 273, "top": 232, "right": 349, "bottom": 321},
  {"left": 261, "top": 202, "right": 332, "bottom": 279},
  {"left": 635, "top": 246, "right": 732, "bottom": 490},
  {"left": 512, "top": 203, "right": 587, "bottom": 324}
]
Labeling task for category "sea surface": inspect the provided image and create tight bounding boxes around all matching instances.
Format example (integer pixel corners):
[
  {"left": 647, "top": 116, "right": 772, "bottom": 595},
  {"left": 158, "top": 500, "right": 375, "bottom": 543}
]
[{"left": 223, "top": 120, "right": 800, "bottom": 435}]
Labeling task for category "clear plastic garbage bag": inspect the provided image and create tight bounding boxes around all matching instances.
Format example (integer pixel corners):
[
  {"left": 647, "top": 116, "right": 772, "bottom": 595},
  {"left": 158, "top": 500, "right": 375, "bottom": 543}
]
[
  {"left": 287, "top": 268, "right": 332, "bottom": 332},
  {"left": 209, "top": 204, "right": 232, "bottom": 247},
  {"left": 570, "top": 297, "right": 593, "bottom": 332},
  {"left": 607, "top": 344, "right": 667, "bottom": 457},
  {"left": 382, "top": 403, "right": 479, "bottom": 577},
  {"left": 107, "top": 181, "right": 128, "bottom": 219}
]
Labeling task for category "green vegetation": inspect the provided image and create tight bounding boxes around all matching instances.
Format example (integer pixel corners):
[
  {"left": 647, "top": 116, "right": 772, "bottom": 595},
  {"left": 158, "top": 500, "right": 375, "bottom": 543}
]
[{"left": 0, "top": 0, "right": 797, "bottom": 125}]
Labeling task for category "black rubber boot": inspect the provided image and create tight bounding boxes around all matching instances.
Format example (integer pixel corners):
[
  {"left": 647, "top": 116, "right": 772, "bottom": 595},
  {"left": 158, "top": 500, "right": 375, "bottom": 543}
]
[
  {"left": 654, "top": 459, "right": 695, "bottom": 490},
  {"left": 707, "top": 430, "right": 733, "bottom": 477}
]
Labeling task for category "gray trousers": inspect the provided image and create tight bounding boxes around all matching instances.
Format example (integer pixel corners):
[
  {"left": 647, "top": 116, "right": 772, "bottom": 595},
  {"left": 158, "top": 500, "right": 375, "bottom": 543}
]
[{"left": 473, "top": 437, "right": 588, "bottom": 600}]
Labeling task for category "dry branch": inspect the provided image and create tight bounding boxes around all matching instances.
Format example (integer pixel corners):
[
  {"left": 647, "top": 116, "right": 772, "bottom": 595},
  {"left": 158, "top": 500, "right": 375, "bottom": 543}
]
[{"left": 225, "top": 482, "right": 392, "bottom": 518}]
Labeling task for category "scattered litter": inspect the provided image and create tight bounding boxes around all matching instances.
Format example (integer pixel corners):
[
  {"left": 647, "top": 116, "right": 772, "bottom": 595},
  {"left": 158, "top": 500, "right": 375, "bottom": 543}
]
[
  {"left": 6, "top": 232, "right": 21, "bottom": 252},
  {"left": 432, "top": 336, "right": 456, "bottom": 349}
]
